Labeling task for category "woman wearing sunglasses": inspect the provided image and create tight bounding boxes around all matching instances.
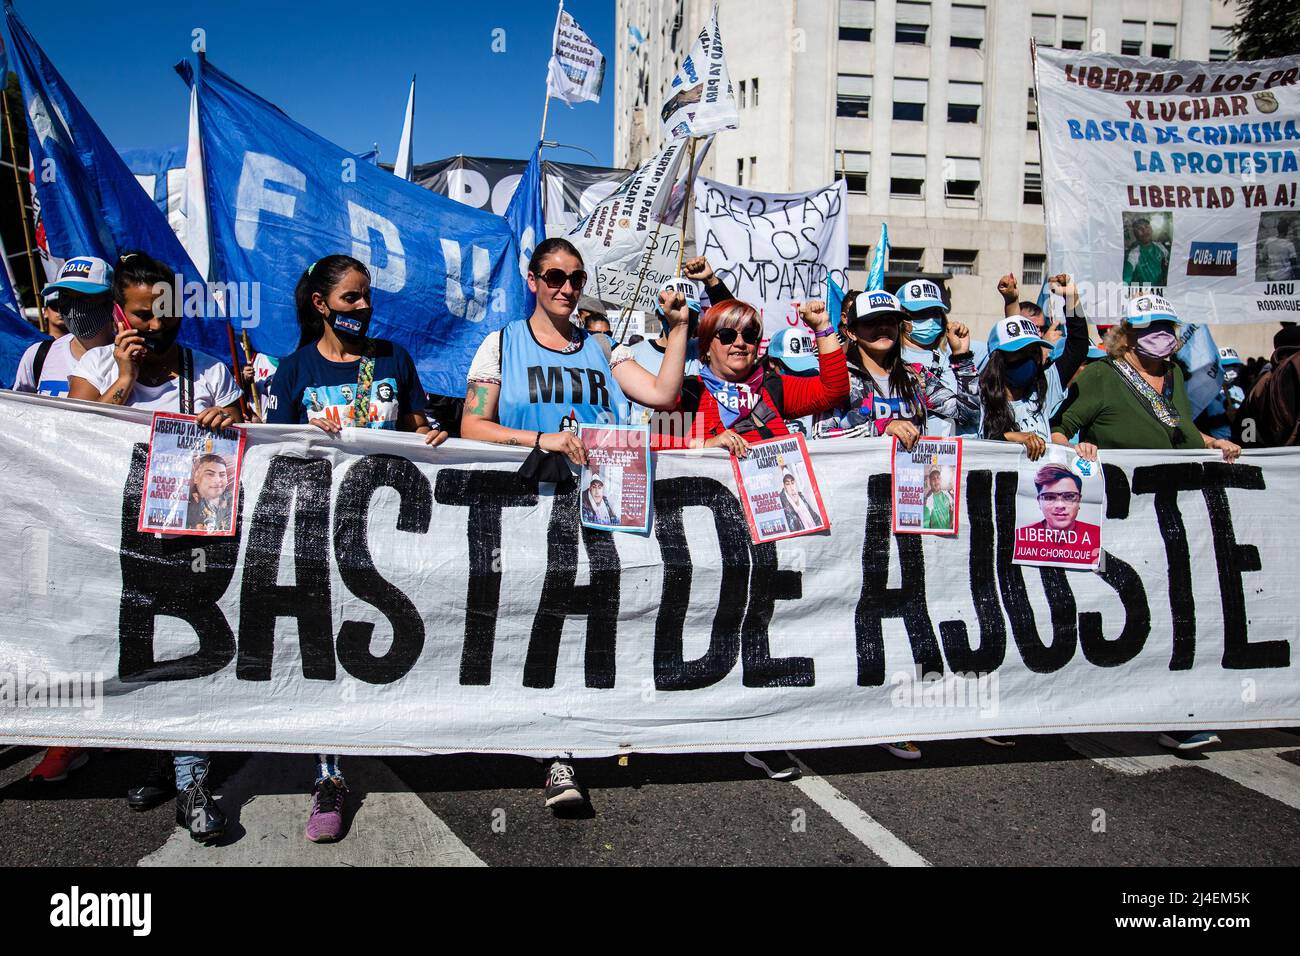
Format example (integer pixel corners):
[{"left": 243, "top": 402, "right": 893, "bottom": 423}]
[
  {"left": 461, "top": 237, "right": 689, "bottom": 812},
  {"left": 462, "top": 238, "right": 692, "bottom": 468},
  {"left": 652, "top": 299, "right": 848, "bottom": 457}
]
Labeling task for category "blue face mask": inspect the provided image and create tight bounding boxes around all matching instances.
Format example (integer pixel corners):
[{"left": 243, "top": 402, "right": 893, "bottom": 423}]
[
  {"left": 908, "top": 318, "right": 943, "bottom": 346},
  {"left": 1005, "top": 354, "right": 1040, "bottom": 389}
]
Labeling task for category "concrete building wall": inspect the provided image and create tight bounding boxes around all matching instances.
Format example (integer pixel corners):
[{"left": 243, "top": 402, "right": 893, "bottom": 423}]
[{"left": 615, "top": 0, "right": 1278, "bottom": 358}]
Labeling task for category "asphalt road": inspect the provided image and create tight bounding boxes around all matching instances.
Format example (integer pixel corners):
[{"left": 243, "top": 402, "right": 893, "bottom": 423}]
[{"left": 2, "top": 729, "right": 1298, "bottom": 867}]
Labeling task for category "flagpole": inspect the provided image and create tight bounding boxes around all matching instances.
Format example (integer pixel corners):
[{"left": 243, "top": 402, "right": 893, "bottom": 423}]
[
  {"left": 241, "top": 329, "right": 262, "bottom": 420},
  {"left": 1, "top": 88, "right": 45, "bottom": 327},
  {"left": 675, "top": 137, "right": 699, "bottom": 276}
]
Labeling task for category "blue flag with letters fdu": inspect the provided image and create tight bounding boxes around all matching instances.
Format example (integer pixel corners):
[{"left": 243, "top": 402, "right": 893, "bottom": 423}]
[
  {"left": 504, "top": 142, "right": 545, "bottom": 317},
  {"left": 183, "top": 57, "right": 525, "bottom": 398},
  {"left": 2, "top": 7, "right": 225, "bottom": 357}
]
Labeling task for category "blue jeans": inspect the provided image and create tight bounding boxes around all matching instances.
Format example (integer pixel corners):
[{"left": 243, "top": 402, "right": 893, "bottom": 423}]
[
  {"left": 173, "top": 751, "right": 209, "bottom": 789},
  {"left": 315, "top": 754, "right": 343, "bottom": 783}
]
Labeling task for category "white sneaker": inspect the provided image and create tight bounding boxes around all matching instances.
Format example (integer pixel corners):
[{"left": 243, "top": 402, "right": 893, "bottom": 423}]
[
  {"left": 878, "top": 741, "right": 922, "bottom": 760},
  {"left": 744, "top": 751, "right": 801, "bottom": 781}
]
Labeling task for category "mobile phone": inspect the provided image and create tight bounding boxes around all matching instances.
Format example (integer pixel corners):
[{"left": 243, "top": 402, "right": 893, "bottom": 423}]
[{"left": 112, "top": 303, "right": 131, "bottom": 334}]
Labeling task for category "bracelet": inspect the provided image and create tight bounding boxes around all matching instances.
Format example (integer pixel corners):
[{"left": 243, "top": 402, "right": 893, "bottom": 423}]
[
  {"left": 534, "top": 431, "right": 543, "bottom": 449},
  {"left": 812, "top": 326, "right": 837, "bottom": 339}
]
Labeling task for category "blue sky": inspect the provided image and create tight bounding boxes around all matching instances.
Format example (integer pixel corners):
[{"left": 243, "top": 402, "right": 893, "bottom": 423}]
[{"left": 12, "top": 0, "right": 617, "bottom": 166}]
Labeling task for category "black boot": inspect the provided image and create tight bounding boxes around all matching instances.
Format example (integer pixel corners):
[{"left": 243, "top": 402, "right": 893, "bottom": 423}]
[
  {"left": 175, "top": 764, "right": 227, "bottom": 843},
  {"left": 126, "top": 751, "right": 175, "bottom": 811}
]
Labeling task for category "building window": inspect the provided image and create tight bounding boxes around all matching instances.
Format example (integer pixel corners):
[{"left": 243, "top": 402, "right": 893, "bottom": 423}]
[
  {"left": 1151, "top": 22, "right": 1176, "bottom": 58},
  {"left": 890, "top": 154, "right": 925, "bottom": 198},
  {"left": 1023, "top": 254, "right": 1046, "bottom": 289},
  {"left": 752, "top": 77, "right": 759, "bottom": 107},
  {"left": 950, "top": 4, "right": 985, "bottom": 49},
  {"left": 1210, "top": 26, "right": 1233, "bottom": 61},
  {"left": 849, "top": 244, "right": 871, "bottom": 271},
  {"left": 893, "top": 78, "right": 927, "bottom": 122},
  {"left": 749, "top": 156, "right": 757, "bottom": 184},
  {"left": 944, "top": 156, "right": 981, "bottom": 201},
  {"left": 836, "top": 150, "right": 870, "bottom": 194},
  {"left": 1061, "top": 16, "right": 1087, "bottom": 51},
  {"left": 889, "top": 247, "right": 925, "bottom": 272},
  {"left": 737, "top": 158, "right": 744, "bottom": 187},
  {"left": 1031, "top": 14, "right": 1056, "bottom": 48},
  {"left": 895, "top": 1, "right": 930, "bottom": 45},
  {"left": 839, "top": 0, "right": 874, "bottom": 42},
  {"left": 1121, "top": 21, "right": 1145, "bottom": 56},
  {"left": 1026, "top": 87, "right": 1038, "bottom": 131},
  {"left": 943, "top": 250, "right": 978, "bottom": 275},
  {"left": 837, "top": 74, "right": 872, "bottom": 118},
  {"left": 739, "top": 79, "right": 747, "bottom": 109},
  {"left": 948, "top": 81, "right": 981, "bottom": 124},
  {"left": 1024, "top": 162, "right": 1042, "bottom": 205}
]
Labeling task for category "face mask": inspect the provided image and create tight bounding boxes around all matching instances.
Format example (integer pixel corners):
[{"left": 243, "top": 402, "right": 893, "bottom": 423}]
[
  {"left": 329, "top": 306, "right": 373, "bottom": 339},
  {"left": 1005, "top": 354, "right": 1040, "bottom": 389},
  {"left": 141, "top": 322, "right": 181, "bottom": 354},
  {"left": 1134, "top": 327, "right": 1178, "bottom": 359},
  {"left": 908, "top": 318, "right": 943, "bottom": 346},
  {"left": 60, "top": 294, "right": 113, "bottom": 339}
]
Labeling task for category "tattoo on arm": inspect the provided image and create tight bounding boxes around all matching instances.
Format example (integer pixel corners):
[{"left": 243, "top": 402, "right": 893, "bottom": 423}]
[
  {"left": 109, "top": 388, "right": 126, "bottom": 405},
  {"left": 466, "top": 384, "right": 491, "bottom": 417}
]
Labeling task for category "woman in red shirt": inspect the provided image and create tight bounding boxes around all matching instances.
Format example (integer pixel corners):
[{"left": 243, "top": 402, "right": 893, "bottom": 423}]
[{"left": 657, "top": 299, "right": 848, "bottom": 456}]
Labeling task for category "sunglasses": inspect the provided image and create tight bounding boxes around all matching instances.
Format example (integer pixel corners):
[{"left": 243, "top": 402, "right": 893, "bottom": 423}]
[
  {"left": 715, "top": 325, "right": 761, "bottom": 346},
  {"left": 534, "top": 268, "right": 588, "bottom": 291}
]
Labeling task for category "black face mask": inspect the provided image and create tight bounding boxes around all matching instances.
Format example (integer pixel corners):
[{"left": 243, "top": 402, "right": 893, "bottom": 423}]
[
  {"left": 142, "top": 322, "right": 181, "bottom": 354},
  {"left": 329, "top": 307, "right": 373, "bottom": 340},
  {"left": 60, "top": 293, "right": 113, "bottom": 339}
]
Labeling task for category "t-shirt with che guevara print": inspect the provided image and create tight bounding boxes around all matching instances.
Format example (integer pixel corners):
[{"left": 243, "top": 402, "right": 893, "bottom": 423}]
[{"left": 265, "top": 339, "right": 426, "bottom": 429}]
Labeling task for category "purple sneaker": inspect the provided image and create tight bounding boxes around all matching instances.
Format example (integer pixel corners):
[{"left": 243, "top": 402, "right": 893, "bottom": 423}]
[{"left": 305, "top": 775, "right": 347, "bottom": 843}]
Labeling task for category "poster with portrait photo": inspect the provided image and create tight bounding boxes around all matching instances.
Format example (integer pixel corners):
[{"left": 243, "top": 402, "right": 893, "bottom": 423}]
[
  {"left": 1256, "top": 211, "right": 1300, "bottom": 282},
  {"left": 891, "top": 437, "right": 962, "bottom": 535},
  {"left": 1012, "top": 446, "right": 1105, "bottom": 571},
  {"left": 578, "top": 423, "right": 652, "bottom": 534},
  {"left": 1121, "top": 211, "right": 1173, "bottom": 288},
  {"left": 730, "top": 434, "right": 829, "bottom": 545},
  {"left": 138, "top": 412, "right": 245, "bottom": 537}
]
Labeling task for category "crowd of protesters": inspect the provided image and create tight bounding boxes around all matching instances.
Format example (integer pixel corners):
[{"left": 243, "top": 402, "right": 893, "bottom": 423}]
[{"left": 9, "top": 239, "right": 1298, "bottom": 844}]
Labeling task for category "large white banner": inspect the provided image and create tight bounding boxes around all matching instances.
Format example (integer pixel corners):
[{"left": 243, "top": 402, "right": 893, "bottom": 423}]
[
  {"left": 2, "top": 392, "right": 1296, "bottom": 757},
  {"left": 694, "top": 177, "right": 849, "bottom": 335},
  {"left": 1035, "top": 47, "right": 1300, "bottom": 325}
]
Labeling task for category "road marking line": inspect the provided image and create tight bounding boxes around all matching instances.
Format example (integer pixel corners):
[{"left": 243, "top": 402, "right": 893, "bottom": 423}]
[
  {"left": 139, "top": 754, "right": 484, "bottom": 867},
  {"left": 788, "top": 753, "right": 930, "bottom": 867}
]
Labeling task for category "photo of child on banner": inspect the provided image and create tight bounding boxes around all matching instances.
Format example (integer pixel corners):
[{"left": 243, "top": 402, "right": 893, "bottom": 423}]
[
  {"left": 1012, "top": 446, "right": 1105, "bottom": 571},
  {"left": 138, "top": 412, "right": 245, "bottom": 537},
  {"left": 891, "top": 437, "right": 962, "bottom": 534},
  {"left": 730, "top": 434, "right": 829, "bottom": 544},
  {"left": 578, "top": 423, "right": 652, "bottom": 533}
]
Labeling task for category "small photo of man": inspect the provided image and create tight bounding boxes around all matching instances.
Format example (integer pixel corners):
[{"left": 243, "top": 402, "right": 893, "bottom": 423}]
[
  {"left": 1257, "top": 212, "right": 1300, "bottom": 282},
  {"left": 922, "top": 467, "right": 955, "bottom": 531},
  {"left": 581, "top": 472, "right": 619, "bottom": 526},
  {"left": 1122, "top": 212, "right": 1173, "bottom": 287},
  {"left": 186, "top": 453, "right": 233, "bottom": 533}
]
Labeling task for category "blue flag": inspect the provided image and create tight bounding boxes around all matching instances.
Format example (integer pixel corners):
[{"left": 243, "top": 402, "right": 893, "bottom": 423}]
[
  {"left": 1176, "top": 323, "right": 1225, "bottom": 418},
  {"left": 504, "top": 142, "right": 545, "bottom": 316},
  {"left": 2, "top": 7, "right": 224, "bottom": 358},
  {"left": 865, "top": 222, "right": 888, "bottom": 292},
  {"left": 184, "top": 57, "right": 524, "bottom": 398},
  {"left": 826, "top": 275, "right": 846, "bottom": 330}
]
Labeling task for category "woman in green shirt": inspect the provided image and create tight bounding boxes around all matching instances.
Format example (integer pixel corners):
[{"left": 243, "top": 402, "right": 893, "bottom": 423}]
[
  {"left": 1051, "top": 294, "right": 1238, "bottom": 753},
  {"left": 1051, "top": 294, "right": 1240, "bottom": 465}
]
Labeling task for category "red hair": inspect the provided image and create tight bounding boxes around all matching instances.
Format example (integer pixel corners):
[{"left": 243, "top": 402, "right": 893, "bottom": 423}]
[{"left": 696, "top": 300, "right": 761, "bottom": 360}]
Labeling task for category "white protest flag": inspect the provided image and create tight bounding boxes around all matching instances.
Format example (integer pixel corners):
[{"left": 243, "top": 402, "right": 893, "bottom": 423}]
[
  {"left": 3, "top": 392, "right": 1298, "bottom": 756},
  {"left": 394, "top": 75, "right": 415, "bottom": 181},
  {"left": 546, "top": 2, "right": 605, "bottom": 106},
  {"left": 693, "top": 177, "right": 849, "bottom": 333},
  {"left": 177, "top": 82, "right": 210, "bottom": 279},
  {"left": 661, "top": 6, "right": 738, "bottom": 140},
  {"left": 1033, "top": 46, "right": 1300, "bottom": 325},
  {"left": 567, "top": 139, "right": 689, "bottom": 305}
]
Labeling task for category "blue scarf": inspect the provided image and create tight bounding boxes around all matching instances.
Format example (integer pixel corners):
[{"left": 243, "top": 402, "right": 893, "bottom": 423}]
[{"left": 699, "top": 364, "right": 764, "bottom": 428}]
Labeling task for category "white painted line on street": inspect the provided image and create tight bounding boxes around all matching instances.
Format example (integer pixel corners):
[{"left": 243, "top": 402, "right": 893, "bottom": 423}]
[
  {"left": 789, "top": 753, "right": 930, "bottom": 867},
  {"left": 1063, "top": 733, "right": 1181, "bottom": 775},
  {"left": 139, "top": 754, "right": 484, "bottom": 867}
]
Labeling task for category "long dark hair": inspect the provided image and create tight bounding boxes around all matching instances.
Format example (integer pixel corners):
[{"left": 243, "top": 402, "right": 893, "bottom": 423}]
[
  {"left": 979, "top": 350, "right": 1048, "bottom": 439},
  {"left": 294, "top": 254, "right": 370, "bottom": 348},
  {"left": 849, "top": 322, "right": 920, "bottom": 411}
]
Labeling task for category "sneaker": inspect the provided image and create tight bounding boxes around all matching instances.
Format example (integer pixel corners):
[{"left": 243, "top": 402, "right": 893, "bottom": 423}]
[
  {"left": 126, "top": 752, "right": 175, "bottom": 810},
  {"left": 175, "top": 766, "right": 226, "bottom": 843},
  {"left": 1157, "top": 731, "right": 1221, "bottom": 751},
  {"left": 27, "top": 747, "right": 89, "bottom": 783},
  {"left": 980, "top": 736, "right": 1016, "bottom": 748},
  {"left": 543, "top": 760, "right": 585, "bottom": 808},
  {"left": 744, "top": 751, "right": 802, "bottom": 781},
  {"left": 879, "top": 741, "right": 923, "bottom": 760},
  {"left": 305, "top": 775, "right": 348, "bottom": 843}
]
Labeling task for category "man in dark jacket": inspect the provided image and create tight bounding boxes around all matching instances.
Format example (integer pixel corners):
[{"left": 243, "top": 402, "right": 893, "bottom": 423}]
[{"left": 1236, "top": 325, "right": 1300, "bottom": 447}]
